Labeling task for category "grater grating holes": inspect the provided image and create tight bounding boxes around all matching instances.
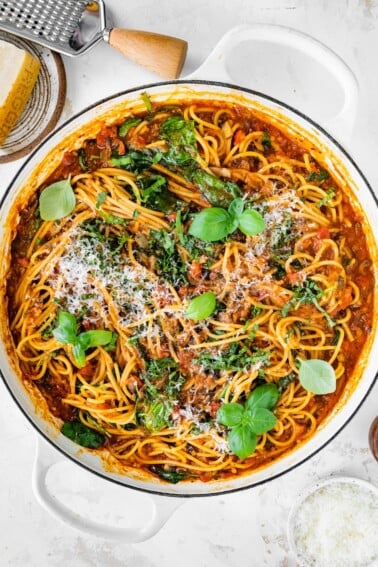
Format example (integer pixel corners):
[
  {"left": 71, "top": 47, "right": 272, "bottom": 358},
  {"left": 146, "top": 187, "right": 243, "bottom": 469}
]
[{"left": 0, "top": 0, "right": 88, "bottom": 44}]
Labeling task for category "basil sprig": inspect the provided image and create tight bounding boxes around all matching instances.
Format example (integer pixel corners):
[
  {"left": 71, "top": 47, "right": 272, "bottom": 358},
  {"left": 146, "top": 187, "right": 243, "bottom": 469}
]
[
  {"left": 217, "top": 383, "right": 279, "bottom": 458},
  {"left": 298, "top": 358, "right": 336, "bottom": 394},
  {"left": 189, "top": 198, "right": 266, "bottom": 242},
  {"left": 39, "top": 178, "right": 76, "bottom": 221},
  {"left": 185, "top": 291, "right": 216, "bottom": 321},
  {"left": 53, "top": 311, "right": 117, "bottom": 367}
]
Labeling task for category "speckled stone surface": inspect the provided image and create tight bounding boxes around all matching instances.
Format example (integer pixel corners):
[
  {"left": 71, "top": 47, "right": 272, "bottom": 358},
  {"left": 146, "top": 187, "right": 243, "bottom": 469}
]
[{"left": 0, "top": 1, "right": 377, "bottom": 565}]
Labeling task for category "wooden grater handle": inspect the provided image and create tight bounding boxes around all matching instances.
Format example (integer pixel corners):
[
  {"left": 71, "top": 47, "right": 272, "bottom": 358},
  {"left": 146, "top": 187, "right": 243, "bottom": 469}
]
[{"left": 108, "top": 29, "right": 188, "bottom": 79}]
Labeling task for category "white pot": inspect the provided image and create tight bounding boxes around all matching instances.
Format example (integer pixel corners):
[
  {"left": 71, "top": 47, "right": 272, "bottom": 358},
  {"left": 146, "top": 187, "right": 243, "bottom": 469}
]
[{"left": 0, "top": 24, "right": 377, "bottom": 541}]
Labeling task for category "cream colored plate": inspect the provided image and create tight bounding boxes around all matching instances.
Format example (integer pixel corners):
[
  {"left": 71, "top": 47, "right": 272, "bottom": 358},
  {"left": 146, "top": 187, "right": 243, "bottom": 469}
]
[{"left": 0, "top": 31, "right": 66, "bottom": 163}]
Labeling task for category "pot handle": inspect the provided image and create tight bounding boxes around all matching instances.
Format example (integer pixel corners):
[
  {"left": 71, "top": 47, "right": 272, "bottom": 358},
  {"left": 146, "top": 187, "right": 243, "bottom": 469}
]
[
  {"left": 32, "top": 437, "right": 181, "bottom": 541},
  {"left": 187, "top": 24, "right": 359, "bottom": 143}
]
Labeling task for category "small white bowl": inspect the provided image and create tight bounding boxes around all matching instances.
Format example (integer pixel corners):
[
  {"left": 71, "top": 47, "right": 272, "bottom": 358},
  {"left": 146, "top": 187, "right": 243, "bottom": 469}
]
[{"left": 287, "top": 476, "right": 378, "bottom": 567}]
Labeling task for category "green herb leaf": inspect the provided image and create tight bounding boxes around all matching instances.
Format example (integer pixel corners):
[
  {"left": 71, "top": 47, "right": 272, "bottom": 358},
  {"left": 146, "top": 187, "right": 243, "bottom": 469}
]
[
  {"left": 96, "top": 191, "right": 107, "bottom": 209},
  {"left": 238, "top": 209, "right": 266, "bottom": 236},
  {"left": 147, "top": 229, "right": 188, "bottom": 287},
  {"left": 104, "top": 332, "right": 118, "bottom": 352},
  {"left": 281, "top": 278, "right": 335, "bottom": 327},
  {"left": 52, "top": 311, "right": 77, "bottom": 344},
  {"left": 78, "top": 149, "right": 87, "bottom": 171},
  {"left": 188, "top": 207, "right": 230, "bottom": 242},
  {"left": 149, "top": 465, "right": 190, "bottom": 484},
  {"left": 244, "top": 407, "right": 277, "bottom": 434},
  {"left": 307, "top": 170, "right": 329, "bottom": 183},
  {"left": 61, "top": 421, "right": 105, "bottom": 448},
  {"left": 190, "top": 169, "right": 241, "bottom": 207},
  {"left": 228, "top": 423, "right": 257, "bottom": 459},
  {"left": 195, "top": 343, "right": 270, "bottom": 372},
  {"left": 110, "top": 155, "right": 134, "bottom": 168},
  {"left": 278, "top": 372, "right": 296, "bottom": 393},
  {"left": 118, "top": 117, "right": 142, "bottom": 137},
  {"left": 160, "top": 116, "right": 196, "bottom": 148},
  {"left": 246, "top": 383, "right": 279, "bottom": 411},
  {"left": 137, "top": 174, "right": 177, "bottom": 212},
  {"left": 39, "top": 178, "right": 76, "bottom": 221},
  {"left": 141, "top": 91, "right": 153, "bottom": 113},
  {"left": 217, "top": 382, "right": 279, "bottom": 458},
  {"left": 185, "top": 291, "right": 217, "bottom": 321},
  {"left": 97, "top": 210, "right": 127, "bottom": 226},
  {"left": 142, "top": 399, "right": 172, "bottom": 431},
  {"left": 111, "top": 149, "right": 159, "bottom": 172},
  {"left": 262, "top": 131, "right": 272, "bottom": 150},
  {"left": 175, "top": 209, "right": 185, "bottom": 244},
  {"left": 72, "top": 342, "right": 87, "bottom": 367},
  {"left": 298, "top": 358, "right": 336, "bottom": 394},
  {"left": 317, "top": 188, "right": 335, "bottom": 208},
  {"left": 217, "top": 402, "right": 244, "bottom": 427},
  {"left": 79, "top": 330, "right": 115, "bottom": 348},
  {"left": 53, "top": 311, "right": 115, "bottom": 367},
  {"left": 227, "top": 197, "right": 244, "bottom": 232}
]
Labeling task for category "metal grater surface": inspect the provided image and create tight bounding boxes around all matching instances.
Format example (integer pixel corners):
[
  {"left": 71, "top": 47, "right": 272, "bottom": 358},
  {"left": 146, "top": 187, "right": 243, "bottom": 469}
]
[{"left": 0, "top": 0, "right": 89, "bottom": 48}]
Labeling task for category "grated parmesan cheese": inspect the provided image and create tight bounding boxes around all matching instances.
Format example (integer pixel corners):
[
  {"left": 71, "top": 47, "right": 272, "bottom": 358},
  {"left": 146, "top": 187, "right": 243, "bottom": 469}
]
[
  {"left": 47, "top": 226, "right": 178, "bottom": 330},
  {"left": 290, "top": 479, "right": 378, "bottom": 567}
]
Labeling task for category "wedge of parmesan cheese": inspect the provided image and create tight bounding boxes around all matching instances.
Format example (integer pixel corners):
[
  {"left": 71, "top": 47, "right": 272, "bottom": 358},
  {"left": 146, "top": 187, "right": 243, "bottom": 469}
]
[{"left": 0, "top": 39, "right": 41, "bottom": 145}]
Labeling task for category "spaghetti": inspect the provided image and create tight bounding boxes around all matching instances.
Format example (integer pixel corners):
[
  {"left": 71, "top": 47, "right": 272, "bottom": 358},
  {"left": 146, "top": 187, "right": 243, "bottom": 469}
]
[{"left": 6, "top": 97, "right": 374, "bottom": 483}]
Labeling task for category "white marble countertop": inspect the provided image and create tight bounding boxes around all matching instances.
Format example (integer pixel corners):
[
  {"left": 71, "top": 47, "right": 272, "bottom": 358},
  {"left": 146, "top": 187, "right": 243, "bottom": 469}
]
[{"left": 1, "top": 1, "right": 377, "bottom": 565}]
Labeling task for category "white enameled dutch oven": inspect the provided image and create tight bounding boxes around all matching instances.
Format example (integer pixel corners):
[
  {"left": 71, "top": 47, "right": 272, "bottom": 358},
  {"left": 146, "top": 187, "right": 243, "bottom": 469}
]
[{"left": 0, "top": 25, "right": 377, "bottom": 541}]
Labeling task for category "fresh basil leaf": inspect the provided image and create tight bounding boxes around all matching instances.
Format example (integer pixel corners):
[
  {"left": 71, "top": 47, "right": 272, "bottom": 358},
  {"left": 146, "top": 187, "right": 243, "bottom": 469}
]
[
  {"left": 244, "top": 407, "right": 277, "bottom": 434},
  {"left": 52, "top": 311, "right": 78, "bottom": 344},
  {"left": 228, "top": 197, "right": 244, "bottom": 218},
  {"left": 39, "top": 178, "right": 76, "bottom": 221},
  {"left": 298, "top": 358, "right": 336, "bottom": 394},
  {"left": 238, "top": 209, "right": 266, "bottom": 236},
  {"left": 228, "top": 422, "right": 257, "bottom": 459},
  {"left": 118, "top": 117, "right": 142, "bottom": 137},
  {"left": 61, "top": 421, "right": 105, "bottom": 448},
  {"left": 246, "top": 383, "right": 280, "bottom": 411},
  {"left": 188, "top": 207, "right": 230, "bottom": 242},
  {"left": 185, "top": 291, "right": 217, "bottom": 321},
  {"left": 79, "top": 330, "right": 114, "bottom": 348},
  {"left": 227, "top": 198, "right": 244, "bottom": 232},
  {"left": 53, "top": 311, "right": 114, "bottom": 367},
  {"left": 72, "top": 343, "right": 86, "bottom": 367},
  {"left": 217, "top": 402, "right": 244, "bottom": 427},
  {"left": 104, "top": 332, "right": 118, "bottom": 352}
]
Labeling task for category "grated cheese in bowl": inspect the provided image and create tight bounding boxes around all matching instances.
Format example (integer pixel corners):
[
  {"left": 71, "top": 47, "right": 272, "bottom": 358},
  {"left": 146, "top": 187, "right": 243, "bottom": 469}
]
[{"left": 287, "top": 477, "right": 378, "bottom": 567}]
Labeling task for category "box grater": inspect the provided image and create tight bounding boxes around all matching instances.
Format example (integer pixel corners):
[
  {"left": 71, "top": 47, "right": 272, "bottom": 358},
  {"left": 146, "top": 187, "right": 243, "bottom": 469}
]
[{"left": 0, "top": 0, "right": 188, "bottom": 78}]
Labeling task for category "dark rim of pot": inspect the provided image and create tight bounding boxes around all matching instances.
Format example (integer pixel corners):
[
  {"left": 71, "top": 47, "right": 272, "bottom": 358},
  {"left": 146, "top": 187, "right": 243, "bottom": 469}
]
[{"left": 1, "top": 79, "right": 377, "bottom": 498}]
